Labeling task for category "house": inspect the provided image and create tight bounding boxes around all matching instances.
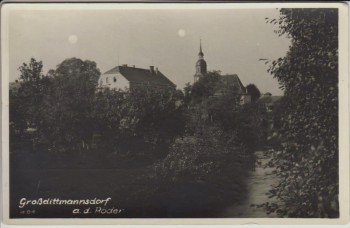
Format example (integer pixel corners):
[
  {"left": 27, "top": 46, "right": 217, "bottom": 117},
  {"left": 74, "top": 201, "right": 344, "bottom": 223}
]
[
  {"left": 98, "top": 64, "right": 176, "bottom": 91},
  {"left": 213, "top": 74, "right": 251, "bottom": 105},
  {"left": 258, "top": 92, "right": 283, "bottom": 112}
]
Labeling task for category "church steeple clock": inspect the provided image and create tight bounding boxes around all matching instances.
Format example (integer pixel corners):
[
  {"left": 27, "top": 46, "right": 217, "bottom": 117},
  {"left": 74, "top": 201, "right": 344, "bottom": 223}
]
[{"left": 194, "top": 39, "right": 207, "bottom": 82}]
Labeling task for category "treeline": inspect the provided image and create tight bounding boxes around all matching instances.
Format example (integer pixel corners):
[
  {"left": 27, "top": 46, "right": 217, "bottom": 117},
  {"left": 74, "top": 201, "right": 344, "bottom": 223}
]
[
  {"left": 10, "top": 58, "right": 265, "bottom": 161},
  {"left": 10, "top": 58, "right": 266, "bottom": 216},
  {"left": 10, "top": 58, "right": 185, "bottom": 161}
]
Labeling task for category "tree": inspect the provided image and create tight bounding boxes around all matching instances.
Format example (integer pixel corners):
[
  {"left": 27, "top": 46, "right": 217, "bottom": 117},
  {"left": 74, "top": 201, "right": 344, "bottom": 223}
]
[
  {"left": 246, "top": 84, "right": 261, "bottom": 103},
  {"left": 18, "top": 58, "right": 44, "bottom": 82},
  {"left": 39, "top": 58, "right": 101, "bottom": 151},
  {"left": 190, "top": 71, "right": 221, "bottom": 100},
  {"left": 183, "top": 82, "right": 192, "bottom": 106},
  {"left": 264, "top": 9, "right": 338, "bottom": 217},
  {"left": 9, "top": 90, "right": 27, "bottom": 137},
  {"left": 11, "top": 58, "right": 47, "bottom": 132},
  {"left": 92, "top": 87, "right": 186, "bottom": 159}
]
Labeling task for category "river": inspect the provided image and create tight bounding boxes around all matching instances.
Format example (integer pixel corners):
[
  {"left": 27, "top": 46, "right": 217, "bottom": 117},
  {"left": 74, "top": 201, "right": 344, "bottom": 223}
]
[{"left": 218, "top": 150, "right": 279, "bottom": 218}]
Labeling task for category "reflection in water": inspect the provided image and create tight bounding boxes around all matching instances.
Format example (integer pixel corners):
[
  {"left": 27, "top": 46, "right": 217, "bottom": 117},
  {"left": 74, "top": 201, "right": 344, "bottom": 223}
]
[{"left": 218, "top": 150, "right": 279, "bottom": 218}]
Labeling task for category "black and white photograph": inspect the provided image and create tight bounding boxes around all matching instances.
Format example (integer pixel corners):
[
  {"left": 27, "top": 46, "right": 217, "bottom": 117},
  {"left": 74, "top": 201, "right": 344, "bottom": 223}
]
[{"left": 1, "top": 2, "right": 349, "bottom": 225}]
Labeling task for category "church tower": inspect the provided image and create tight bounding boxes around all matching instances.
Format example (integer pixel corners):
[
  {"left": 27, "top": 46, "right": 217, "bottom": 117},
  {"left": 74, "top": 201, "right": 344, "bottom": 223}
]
[{"left": 194, "top": 39, "right": 207, "bottom": 82}]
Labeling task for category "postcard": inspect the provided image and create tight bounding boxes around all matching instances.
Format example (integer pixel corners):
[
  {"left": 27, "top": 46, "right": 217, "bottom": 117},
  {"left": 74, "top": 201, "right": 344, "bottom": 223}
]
[{"left": 1, "top": 2, "right": 349, "bottom": 225}]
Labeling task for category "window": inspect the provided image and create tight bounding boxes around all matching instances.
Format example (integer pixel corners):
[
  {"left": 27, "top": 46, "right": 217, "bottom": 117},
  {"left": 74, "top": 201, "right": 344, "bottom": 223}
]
[
  {"left": 114, "top": 77, "right": 117, "bottom": 83},
  {"left": 106, "top": 77, "right": 109, "bottom": 84}
]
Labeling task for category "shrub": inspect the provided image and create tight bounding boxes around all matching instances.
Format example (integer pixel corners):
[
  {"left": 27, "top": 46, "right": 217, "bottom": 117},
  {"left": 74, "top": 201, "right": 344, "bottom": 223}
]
[{"left": 150, "top": 125, "right": 252, "bottom": 215}]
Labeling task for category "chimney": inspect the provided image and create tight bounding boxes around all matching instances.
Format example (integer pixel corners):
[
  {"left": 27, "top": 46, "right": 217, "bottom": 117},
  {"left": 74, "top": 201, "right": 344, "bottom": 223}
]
[
  {"left": 122, "top": 64, "right": 128, "bottom": 67},
  {"left": 132, "top": 65, "right": 135, "bottom": 68},
  {"left": 155, "top": 67, "right": 159, "bottom": 75},
  {"left": 149, "top": 66, "right": 154, "bottom": 75}
]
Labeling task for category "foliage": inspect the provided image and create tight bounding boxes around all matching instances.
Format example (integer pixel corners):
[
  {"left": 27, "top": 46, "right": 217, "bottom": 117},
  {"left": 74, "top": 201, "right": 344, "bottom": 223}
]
[
  {"left": 10, "top": 57, "right": 266, "bottom": 216},
  {"left": 38, "top": 58, "right": 100, "bottom": 150},
  {"left": 10, "top": 58, "right": 53, "bottom": 143},
  {"left": 10, "top": 58, "right": 185, "bottom": 160},
  {"left": 146, "top": 70, "right": 266, "bottom": 212},
  {"left": 183, "top": 82, "right": 192, "bottom": 105},
  {"left": 93, "top": 88, "right": 186, "bottom": 158},
  {"left": 9, "top": 90, "right": 27, "bottom": 136},
  {"left": 207, "top": 93, "right": 239, "bottom": 129},
  {"left": 206, "top": 95, "right": 267, "bottom": 152},
  {"left": 264, "top": 9, "right": 339, "bottom": 218},
  {"left": 235, "top": 103, "right": 267, "bottom": 152},
  {"left": 154, "top": 126, "right": 242, "bottom": 182},
  {"left": 151, "top": 125, "right": 252, "bottom": 213},
  {"left": 190, "top": 71, "right": 221, "bottom": 101},
  {"left": 186, "top": 71, "right": 266, "bottom": 152},
  {"left": 18, "top": 58, "right": 44, "bottom": 82},
  {"left": 246, "top": 84, "right": 261, "bottom": 103}
]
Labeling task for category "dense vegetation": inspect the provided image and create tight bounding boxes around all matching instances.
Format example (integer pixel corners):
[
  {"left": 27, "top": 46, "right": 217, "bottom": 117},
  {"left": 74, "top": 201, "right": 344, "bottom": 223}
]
[
  {"left": 10, "top": 59, "right": 264, "bottom": 217},
  {"left": 262, "top": 9, "right": 339, "bottom": 218},
  {"left": 246, "top": 84, "right": 261, "bottom": 103},
  {"left": 147, "top": 72, "right": 267, "bottom": 215},
  {"left": 11, "top": 58, "right": 185, "bottom": 159},
  {"left": 10, "top": 9, "right": 338, "bottom": 218}
]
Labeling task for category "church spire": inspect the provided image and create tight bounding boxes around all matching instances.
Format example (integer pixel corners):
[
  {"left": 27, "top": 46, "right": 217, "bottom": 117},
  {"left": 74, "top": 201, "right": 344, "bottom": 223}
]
[
  {"left": 198, "top": 38, "right": 204, "bottom": 58},
  {"left": 194, "top": 38, "right": 207, "bottom": 82}
]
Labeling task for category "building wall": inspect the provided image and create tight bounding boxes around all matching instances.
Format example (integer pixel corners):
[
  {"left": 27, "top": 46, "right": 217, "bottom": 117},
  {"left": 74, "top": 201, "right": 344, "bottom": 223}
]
[
  {"left": 129, "top": 82, "right": 176, "bottom": 91},
  {"left": 240, "top": 95, "right": 251, "bottom": 105},
  {"left": 98, "top": 72, "right": 129, "bottom": 90}
]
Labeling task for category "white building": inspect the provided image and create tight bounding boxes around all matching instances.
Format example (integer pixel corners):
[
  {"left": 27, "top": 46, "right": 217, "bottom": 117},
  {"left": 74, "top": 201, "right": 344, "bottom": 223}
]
[{"left": 98, "top": 64, "right": 176, "bottom": 91}]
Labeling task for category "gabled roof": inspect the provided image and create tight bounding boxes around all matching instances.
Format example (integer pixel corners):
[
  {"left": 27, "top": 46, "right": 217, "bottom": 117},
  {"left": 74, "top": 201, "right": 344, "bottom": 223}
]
[
  {"left": 103, "top": 65, "right": 175, "bottom": 87},
  {"left": 214, "top": 74, "right": 247, "bottom": 95}
]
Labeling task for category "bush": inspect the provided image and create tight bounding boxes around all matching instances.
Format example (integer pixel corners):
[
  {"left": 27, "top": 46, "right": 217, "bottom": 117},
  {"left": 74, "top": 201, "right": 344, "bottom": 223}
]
[{"left": 150, "top": 125, "right": 252, "bottom": 215}]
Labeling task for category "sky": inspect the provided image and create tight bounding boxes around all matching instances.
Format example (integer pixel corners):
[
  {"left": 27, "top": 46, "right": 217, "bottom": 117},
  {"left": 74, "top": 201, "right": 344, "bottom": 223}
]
[{"left": 8, "top": 5, "right": 291, "bottom": 95}]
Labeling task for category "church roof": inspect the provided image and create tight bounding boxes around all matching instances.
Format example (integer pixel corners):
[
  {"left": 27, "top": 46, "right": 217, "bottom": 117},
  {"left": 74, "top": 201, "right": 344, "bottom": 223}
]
[
  {"left": 103, "top": 65, "right": 176, "bottom": 87},
  {"left": 198, "top": 39, "right": 204, "bottom": 56},
  {"left": 214, "top": 74, "right": 247, "bottom": 95},
  {"left": 196, "top": 59, "right": 207, "bottom": 66}
]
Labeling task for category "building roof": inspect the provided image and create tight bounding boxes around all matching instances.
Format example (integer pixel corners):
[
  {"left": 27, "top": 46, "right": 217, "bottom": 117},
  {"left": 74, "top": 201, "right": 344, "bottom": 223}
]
[
  {"left": 196, "top": 59, "right": 207, "bottom": 66},
  {"left": 258, "top": 95, "right": 283, "bottom": 104},
  {"left": 214, "top": 74, "right": 247, "bottom": 95},
  {"left": 9, "top": 81, "right": 21, "bottom": 91},
  {"left": 103, "top": 65, "right": 175, "bottom": 87},
  {"left": 198, "top": 38, "right": 204, "bottom": 57}
]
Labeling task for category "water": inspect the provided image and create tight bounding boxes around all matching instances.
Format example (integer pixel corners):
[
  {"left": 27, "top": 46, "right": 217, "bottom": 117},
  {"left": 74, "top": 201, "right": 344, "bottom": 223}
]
[{"left": 218, "top": 150, "right": 279, "bottom": 218}]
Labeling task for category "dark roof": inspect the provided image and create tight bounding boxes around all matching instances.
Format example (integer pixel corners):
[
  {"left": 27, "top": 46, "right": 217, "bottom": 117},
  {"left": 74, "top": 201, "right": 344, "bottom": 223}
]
[
  {"left": 103, "top": 65, "right": 175, "bottom": 87},
  {"left": 196, "top": 59, "right": 207, "bottom": 66},
  {"left": 258, "top": 95, "right": 283, "bottom": 104},
  {"left": 214, "top": 74, "right": 246, "bottom": 95}
]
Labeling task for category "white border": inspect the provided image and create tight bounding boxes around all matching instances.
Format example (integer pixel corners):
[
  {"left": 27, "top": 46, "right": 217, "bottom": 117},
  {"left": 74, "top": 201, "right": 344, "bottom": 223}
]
[{"left": 1, "top": 2, "right": 349, "bottom": 225}]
